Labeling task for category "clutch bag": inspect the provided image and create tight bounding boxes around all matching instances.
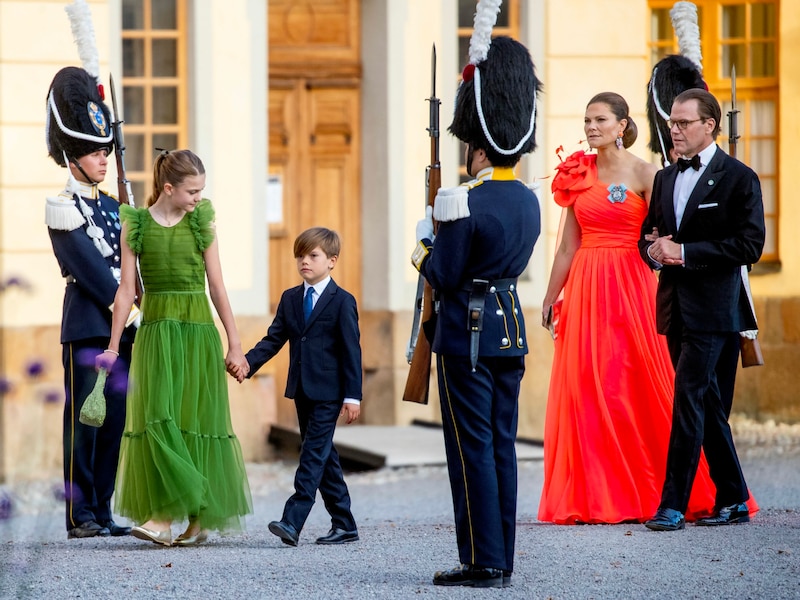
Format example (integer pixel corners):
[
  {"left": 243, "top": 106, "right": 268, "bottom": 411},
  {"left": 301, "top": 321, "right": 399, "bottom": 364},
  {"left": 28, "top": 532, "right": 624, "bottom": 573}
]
[{"left": 79, "top": 368, "right": 108, "bottom": 427}]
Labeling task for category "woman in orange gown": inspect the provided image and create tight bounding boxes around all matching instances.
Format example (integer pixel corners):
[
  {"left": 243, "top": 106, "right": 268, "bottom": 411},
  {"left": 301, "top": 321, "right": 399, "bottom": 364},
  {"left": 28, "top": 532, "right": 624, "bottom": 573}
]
[{"left": 537, "top": 92, "right": 756, "bottom": 524}]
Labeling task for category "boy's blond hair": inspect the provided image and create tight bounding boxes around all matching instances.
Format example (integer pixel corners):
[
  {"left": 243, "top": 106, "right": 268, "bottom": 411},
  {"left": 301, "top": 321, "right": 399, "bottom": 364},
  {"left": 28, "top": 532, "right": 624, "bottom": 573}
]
[{"left": 293, "top": 227, "right": 341, "bottom": 258}]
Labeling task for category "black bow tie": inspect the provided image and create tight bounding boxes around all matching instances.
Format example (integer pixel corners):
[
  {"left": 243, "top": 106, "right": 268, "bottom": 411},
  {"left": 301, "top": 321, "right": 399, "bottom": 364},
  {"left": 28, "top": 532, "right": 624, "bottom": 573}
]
[{"left": 676, "top": 155, "right": 701, "bottom": 172}]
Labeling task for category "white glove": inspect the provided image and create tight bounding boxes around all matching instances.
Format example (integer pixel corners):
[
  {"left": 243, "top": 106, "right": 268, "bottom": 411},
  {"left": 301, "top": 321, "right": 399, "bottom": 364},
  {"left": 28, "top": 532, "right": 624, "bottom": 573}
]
[{"left": 415, "top": 205, "right": 434, "bottom": 242}]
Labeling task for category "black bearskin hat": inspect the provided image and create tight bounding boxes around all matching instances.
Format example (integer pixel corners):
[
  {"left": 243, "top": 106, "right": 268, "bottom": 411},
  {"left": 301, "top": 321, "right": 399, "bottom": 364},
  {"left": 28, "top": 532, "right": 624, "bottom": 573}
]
[
  {"left": 46, "top": 66, "right": 114, "bottom": 167},
  {"left": 646, "top": 54, "right": 705, "bottom": 164},
  {"left": 449, "top": 36, "right": 542, "bottom": 167}
]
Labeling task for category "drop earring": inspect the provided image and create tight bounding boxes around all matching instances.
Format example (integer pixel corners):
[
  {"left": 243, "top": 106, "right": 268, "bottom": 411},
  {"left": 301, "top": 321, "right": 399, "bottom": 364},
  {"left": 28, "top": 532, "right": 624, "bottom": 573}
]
[{"left": 616, "top": 132, "right": 624, "bottom": 149}]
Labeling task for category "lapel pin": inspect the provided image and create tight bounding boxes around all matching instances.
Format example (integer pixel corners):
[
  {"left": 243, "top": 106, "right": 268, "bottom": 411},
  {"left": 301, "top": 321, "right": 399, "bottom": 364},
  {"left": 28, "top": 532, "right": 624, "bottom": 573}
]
[{"left": 707, "top": 179, "right": 715, "bottom": 186}]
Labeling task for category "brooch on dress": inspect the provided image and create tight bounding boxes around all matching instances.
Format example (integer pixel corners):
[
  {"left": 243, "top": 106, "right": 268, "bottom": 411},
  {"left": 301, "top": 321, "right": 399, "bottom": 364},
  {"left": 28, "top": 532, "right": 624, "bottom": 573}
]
[{"left": 607, "top": 183, "right": 627, "bottom": 203}]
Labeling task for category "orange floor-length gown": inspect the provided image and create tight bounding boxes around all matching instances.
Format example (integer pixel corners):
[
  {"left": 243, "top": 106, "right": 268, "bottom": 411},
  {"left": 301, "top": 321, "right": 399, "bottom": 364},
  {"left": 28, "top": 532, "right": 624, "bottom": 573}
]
[{"left": 538, "top": 151, "right": 757, "bottom": 524}]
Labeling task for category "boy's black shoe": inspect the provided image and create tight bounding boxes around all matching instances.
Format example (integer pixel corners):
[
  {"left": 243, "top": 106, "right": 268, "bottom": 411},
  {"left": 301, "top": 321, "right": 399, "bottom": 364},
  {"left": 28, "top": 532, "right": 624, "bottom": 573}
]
[
  {"left": 67, "top": 520, "right": 111, "bottom": 539},
  {"left": 268, "top": 520, "right": 299, "bottom": 546},
  {"left": 315, "top": 527, "right": 359, "bottom": 544},
  {"left": 433, "top": 564, "right": 503, "bottom": 588}
]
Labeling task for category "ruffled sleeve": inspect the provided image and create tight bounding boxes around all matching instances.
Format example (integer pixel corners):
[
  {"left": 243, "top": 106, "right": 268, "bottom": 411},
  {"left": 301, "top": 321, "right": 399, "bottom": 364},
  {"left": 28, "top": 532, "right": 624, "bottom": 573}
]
[
  {"left": 551, "top": 150, "right": 598, "bottom": 207},
  {"left": 189, "top": 198, "right": 216, "bottom": 252},
  {"left": 120, "top": 204, "right": 145, "bottom": 254}
]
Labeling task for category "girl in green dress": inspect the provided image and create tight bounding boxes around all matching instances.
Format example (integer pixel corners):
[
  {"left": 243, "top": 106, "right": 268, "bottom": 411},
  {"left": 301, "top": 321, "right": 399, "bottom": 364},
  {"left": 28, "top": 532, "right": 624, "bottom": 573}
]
[{"left": 98, "top": 149, "right": 252, "bottom": 546}]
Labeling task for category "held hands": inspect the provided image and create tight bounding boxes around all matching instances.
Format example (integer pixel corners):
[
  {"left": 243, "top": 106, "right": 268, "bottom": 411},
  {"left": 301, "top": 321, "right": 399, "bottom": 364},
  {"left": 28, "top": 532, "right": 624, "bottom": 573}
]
[
  {"left": 225, "top": 347, "right": 250, "bottom": 383},
  {"left": 340, "top": 403, "right": 360, "bottom": 424},
  {"left": 648, "top": 234, "right": 684, "bottom": 266},
  {"left": 416, "top": 205, "right": 434, "bottom": 243}
]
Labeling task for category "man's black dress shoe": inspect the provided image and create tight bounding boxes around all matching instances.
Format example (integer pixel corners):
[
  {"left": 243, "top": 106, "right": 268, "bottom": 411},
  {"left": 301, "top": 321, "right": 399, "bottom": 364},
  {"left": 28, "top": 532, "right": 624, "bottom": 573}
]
[
  {"left": 100, "top": 520, "right": 132, "bottom": 536},
  {"left": 696, "top": 503, "right": 749, "bottom": 526},
  {"left": 268, "top": 520, "right": 299, "bottom": 546},
  {"left": 315, "top": 527, "right": 359, "bottom": 545},
  {"left": 67, "top": 520, "right": 111, "bottom": 539},
  {"left": 644, "top": 508, "right": 685, "bottom": 531},
  {"left": 433, "top": 564, "right": 503, "bottom": 588}
]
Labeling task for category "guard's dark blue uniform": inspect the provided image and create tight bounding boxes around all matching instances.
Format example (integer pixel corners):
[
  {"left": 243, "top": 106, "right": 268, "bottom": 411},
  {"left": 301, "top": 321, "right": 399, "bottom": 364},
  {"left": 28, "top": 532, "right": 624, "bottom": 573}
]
[
  {"left": 46, "top": 180, "right": 136, "bottom": 531},
  {"left": 415, "top": 166, "right": 540, "bottom": 572}
]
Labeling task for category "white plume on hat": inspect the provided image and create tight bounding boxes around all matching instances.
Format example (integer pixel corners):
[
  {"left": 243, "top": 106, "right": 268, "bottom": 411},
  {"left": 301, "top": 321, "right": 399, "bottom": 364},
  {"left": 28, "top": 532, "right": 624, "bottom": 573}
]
[
  {"left": 670, "top": 1, "right": 703, "bottom": 72},
  {"left": 468, "top": 0, "right": 502, "bottom": 66}
]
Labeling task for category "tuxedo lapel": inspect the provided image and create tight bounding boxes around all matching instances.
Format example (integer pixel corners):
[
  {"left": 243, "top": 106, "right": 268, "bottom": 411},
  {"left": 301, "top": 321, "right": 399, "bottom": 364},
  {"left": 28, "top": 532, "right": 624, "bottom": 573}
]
[
  {"left": 679, "top": 146, "right": 728, "bottom": 231},
  {"left": 661, "top": 167, "right": 679, "bottom": 233}
]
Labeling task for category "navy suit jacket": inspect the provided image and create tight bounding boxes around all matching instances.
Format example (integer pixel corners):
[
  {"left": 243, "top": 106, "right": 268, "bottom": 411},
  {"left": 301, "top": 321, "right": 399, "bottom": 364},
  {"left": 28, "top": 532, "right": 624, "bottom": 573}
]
[
  {"left": 638, "top": 145, "right": 765, "bottom": 334},
  {"left": 245, "top": 279, "right": 362, "bottom": 402}
]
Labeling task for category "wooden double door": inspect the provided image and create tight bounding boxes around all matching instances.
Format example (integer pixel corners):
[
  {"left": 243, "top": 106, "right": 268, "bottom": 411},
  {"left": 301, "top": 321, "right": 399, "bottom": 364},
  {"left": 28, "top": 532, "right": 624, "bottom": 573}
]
[{"left": 267, "top": 0, "right": 362, "bottom": 424}]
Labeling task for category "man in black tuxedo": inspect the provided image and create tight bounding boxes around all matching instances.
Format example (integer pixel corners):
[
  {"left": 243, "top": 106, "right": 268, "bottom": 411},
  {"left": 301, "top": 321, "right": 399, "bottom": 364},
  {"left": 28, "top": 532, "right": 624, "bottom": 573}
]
[
  {"left": 639, "top": 88, "right": 765, "bottom": 531},
  {"left": 243, "top": 227, "right": 362, "bottom": 546}
]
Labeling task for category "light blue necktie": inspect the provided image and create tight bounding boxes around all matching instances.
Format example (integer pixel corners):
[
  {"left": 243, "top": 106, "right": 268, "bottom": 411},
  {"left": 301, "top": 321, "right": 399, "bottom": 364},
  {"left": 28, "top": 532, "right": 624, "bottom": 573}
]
[{"left": 304, "top": 287, "right": 315, "bottom": 322}]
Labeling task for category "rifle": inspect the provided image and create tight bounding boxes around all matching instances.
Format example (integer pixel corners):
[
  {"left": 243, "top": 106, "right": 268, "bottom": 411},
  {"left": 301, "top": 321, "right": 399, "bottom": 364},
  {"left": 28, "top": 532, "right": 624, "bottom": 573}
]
[
  {"left": 728, "top": 66, "right": 764, "bottom": 368},
  {"left": 109, "top": 73, "right": 145, "bottom": 303},
  {"left": 403, "top": 45, "right": 440, "bottom": 404}
]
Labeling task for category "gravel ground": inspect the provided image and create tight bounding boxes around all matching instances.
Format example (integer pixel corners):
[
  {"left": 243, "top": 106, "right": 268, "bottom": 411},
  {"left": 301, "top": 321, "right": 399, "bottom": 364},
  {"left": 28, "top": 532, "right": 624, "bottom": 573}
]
[{"left": 1, "top": 417, "right": 798, "bottom": 599}]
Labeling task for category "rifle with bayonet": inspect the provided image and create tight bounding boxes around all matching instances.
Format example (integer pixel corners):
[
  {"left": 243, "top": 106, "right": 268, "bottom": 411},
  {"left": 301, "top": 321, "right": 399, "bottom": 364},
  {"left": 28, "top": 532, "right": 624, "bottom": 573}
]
[
  {"left": 403, "top": 45, "right": 440, "bottom": 404},
  {"left": 109, "top": 73, "right": 145, "bottom": 303},
  {"left": 728, "top": 66, "right": 764, "bottom": 368}
]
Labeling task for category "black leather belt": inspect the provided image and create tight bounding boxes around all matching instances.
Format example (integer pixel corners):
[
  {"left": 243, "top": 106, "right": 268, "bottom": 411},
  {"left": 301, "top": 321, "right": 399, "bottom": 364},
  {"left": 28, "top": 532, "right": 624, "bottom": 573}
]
[{"left": 461, "top": 277, "right": 517, "bottom": 293}]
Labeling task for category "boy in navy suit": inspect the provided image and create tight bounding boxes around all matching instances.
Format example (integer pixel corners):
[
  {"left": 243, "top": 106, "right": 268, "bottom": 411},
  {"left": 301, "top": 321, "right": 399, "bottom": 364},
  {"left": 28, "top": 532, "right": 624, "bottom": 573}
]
[{"left": 243, "top": 227, "right": 362, "bottom": 546}]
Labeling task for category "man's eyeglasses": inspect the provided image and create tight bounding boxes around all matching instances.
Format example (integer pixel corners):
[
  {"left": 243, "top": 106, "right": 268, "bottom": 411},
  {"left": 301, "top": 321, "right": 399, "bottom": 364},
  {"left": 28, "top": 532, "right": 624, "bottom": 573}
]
[{"left": 667, "top": 118, "right": 705, "bottom": 130}]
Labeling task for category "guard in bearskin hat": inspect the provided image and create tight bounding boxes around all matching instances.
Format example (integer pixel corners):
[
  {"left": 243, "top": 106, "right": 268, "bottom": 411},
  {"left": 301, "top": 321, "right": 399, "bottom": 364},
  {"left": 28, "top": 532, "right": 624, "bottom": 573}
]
[
  {"left": 45, "top": 1, "right": 136, "bottom": 540},
  {"left": 410, "top": 0, "right": 541, "bottom": 587},
  {"left": 646, "top": 1, "right": 706, "bottom": 166}
]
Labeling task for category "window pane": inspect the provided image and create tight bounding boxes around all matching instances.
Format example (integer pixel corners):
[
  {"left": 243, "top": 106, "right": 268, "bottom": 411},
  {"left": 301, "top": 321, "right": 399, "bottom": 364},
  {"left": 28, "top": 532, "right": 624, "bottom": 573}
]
[
  {"left": 751, "top": 4, "right": 775, "bottom": 37},
  {"left": 749, "top": 140, "right": 775, "bottom": 176},
  {"left": 123, "top": 86, "right": 145, "bottom": 124},
  {"left": 153, "top": 133, "right": 178, "bottom": 154},
  {"left": 722, "top": 44, "right": 745, "bottom": 78},
  {"left": 152, "top": 39, "right": 178, "bottom": 77},
  {"left": 458, "top": 0, "right": 474, "bottom": 28},
  {"left": 763, "top": 216, "right": 776, "bottom": 257},
  {"left": 750, "top": 100, "right": 775, "bottom": 136},
  {"left": 131, "top": 180, "right": 147, "bottom": 208},
  {"left": 722, "top": 5, "right": 746, "bottom": 38},
  {"left": 122, "top": 0, "right": 144, "bottom": 29},
  {"left": 650, "top": 8, "right": 672, "bottom": 42},
  {"left": 125, "top": 133, "right": 145, "bottom": 171},
  {"left": 751, "top": 42, "right": 775, "bottom": 77},
  {"left": 152, "top": 0, "right": 177, "bottom": 29},
  {"left": 122, "top": 39, "right": 145, "bottom": 77},
  {"left": 152, "top": 87, "right": 178, "bottom": 124},
  {"left": 495, "top": 6, "right": 509, "bottom": 28},
  {"left": 761, "top": 179, "right": 775, "bottom": 213},
  {"left": 458, "top": 37, "right": 469, "bottom": 66}
]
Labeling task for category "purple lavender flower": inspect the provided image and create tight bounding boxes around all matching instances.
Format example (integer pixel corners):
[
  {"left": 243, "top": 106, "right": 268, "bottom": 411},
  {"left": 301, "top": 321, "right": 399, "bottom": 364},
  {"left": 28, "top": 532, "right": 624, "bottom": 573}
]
[
  {"left": 0, "top": 491, "right": 12, "bottom": 520},
  {"left": 0, "top": 377, "right": 12, "bottom": 395},
  {"left": 25, "top": 360, "right": 45, "bottom": 378}
]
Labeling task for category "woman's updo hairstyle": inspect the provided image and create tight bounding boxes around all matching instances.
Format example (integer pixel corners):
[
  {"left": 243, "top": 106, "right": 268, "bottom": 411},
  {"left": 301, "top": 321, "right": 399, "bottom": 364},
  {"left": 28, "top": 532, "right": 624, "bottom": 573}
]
[{"left": 588, "top": 92, "right": 638, "bottom": 149}]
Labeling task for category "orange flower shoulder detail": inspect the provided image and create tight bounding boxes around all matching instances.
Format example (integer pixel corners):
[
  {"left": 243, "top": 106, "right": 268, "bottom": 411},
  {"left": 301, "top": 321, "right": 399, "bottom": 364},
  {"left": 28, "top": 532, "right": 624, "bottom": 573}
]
[{"left": 551, "top": 150, "right": 598, "bottom": 207}]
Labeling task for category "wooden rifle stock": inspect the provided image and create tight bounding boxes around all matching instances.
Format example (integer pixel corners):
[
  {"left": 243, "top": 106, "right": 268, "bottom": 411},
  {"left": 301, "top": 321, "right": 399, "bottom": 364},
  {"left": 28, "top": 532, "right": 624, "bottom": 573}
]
[{"left": 403, "top": 45, "right": 440, "bottom": 404}]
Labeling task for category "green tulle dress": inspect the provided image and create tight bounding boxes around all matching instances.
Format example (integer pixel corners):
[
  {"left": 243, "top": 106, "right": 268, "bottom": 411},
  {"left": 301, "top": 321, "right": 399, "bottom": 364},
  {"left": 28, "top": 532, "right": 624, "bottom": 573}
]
[{"left": 114, "top": 199, "right": 252, "bottom": 531}]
